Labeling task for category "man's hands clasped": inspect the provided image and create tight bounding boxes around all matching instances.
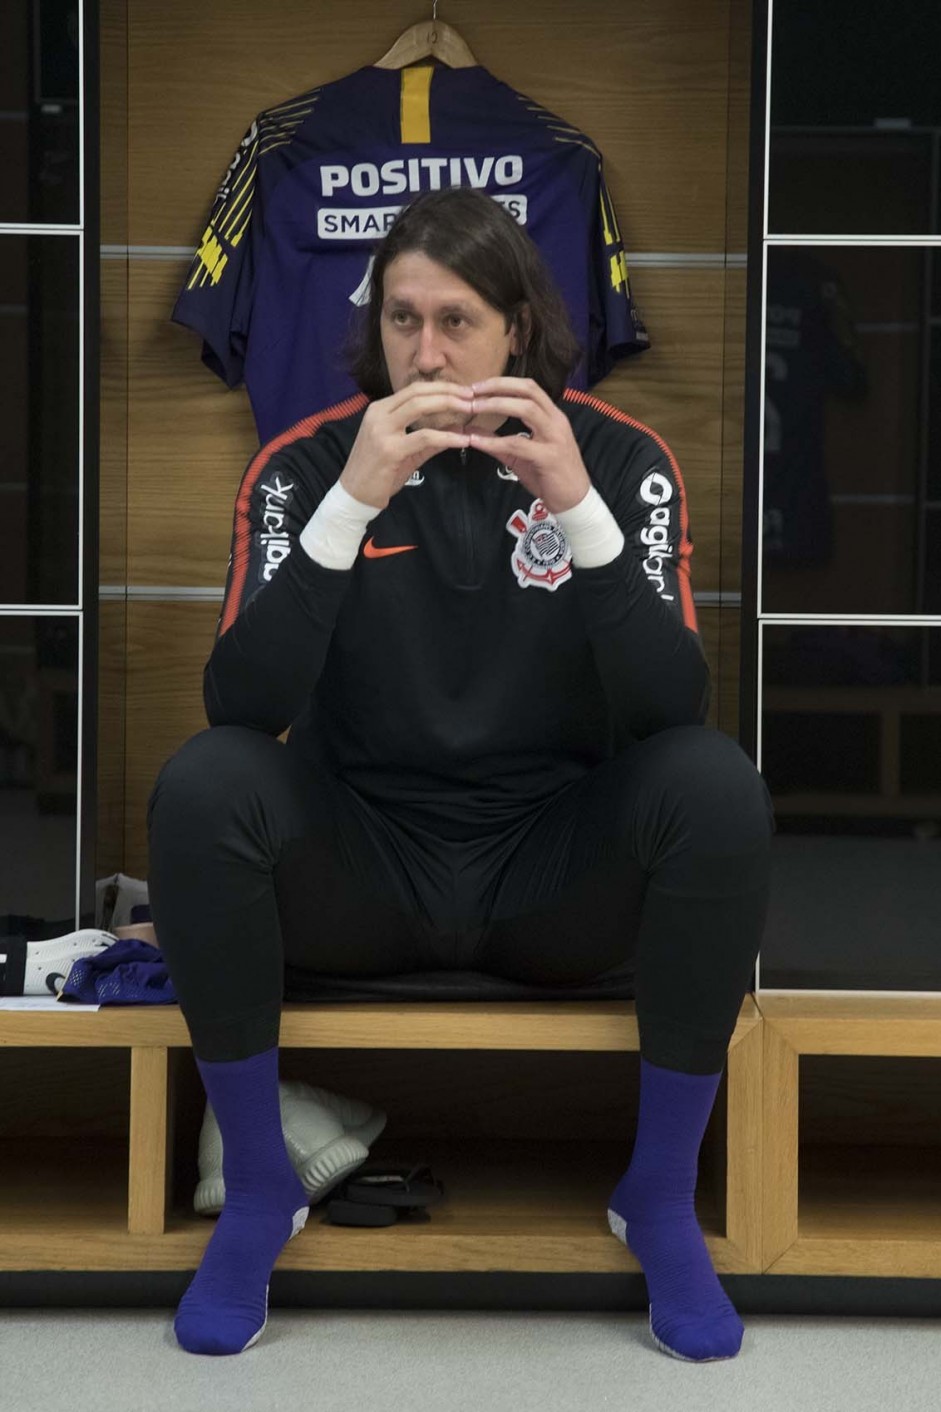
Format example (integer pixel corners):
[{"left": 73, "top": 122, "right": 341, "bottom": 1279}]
[
  {"left": 466, "top": 377, "right": 591, "bottom": 514},
  {"left": 339, "top": 381, "right": 474, "bottom": 511},
  {"left": 339, "top": 376, "right": 592, "bottom": 516}
]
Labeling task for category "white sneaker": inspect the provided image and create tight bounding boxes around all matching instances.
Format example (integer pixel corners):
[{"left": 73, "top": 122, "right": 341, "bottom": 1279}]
[
  {"left": 193, "top": 1080, "right": 387, "bottom": 1216},
  {"left": 0, "top": 929, "right": 118, "bottom": 996}
]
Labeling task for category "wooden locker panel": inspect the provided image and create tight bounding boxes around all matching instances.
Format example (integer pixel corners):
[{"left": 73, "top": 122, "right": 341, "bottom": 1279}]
[
  {"left": 125, "top": 599, "right": 215, "bottom": 877},
  {"left": 127, "top": 257, "right": 256, "bottom": 588},
  {"left": 98, "top": 598, "right": 127, "bottom": 875},
  {"left": 100, "top": 0, "right": 128, "bottom": 247},
  {"left": 698, "top": 605, "right": 742, "bottom": 740},
  {"left": 598, "top": 266, "right": 729, "bottom": 593},
  {"left": 726, "top": 0, "right": 752, "bottom": 255},
  {"left": 721, "top": 267, "right": 746, "bottom": 594},
  {"left": 100, "top": 258, "right": 129, "bottom": 588}
]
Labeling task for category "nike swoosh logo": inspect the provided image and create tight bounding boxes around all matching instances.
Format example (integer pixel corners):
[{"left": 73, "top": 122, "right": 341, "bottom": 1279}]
[{"left": 363, "top": 538, "right": 417, "bottom": 559}]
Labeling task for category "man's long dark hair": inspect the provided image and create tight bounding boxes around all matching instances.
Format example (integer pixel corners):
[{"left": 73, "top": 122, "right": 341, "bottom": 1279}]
[{"left": 345, "top": 187, "right": 583, "bottom": 403}]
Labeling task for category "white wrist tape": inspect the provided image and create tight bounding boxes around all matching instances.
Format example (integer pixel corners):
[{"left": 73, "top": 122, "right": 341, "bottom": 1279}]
[
  {"left": 300, "top": 479, "right": 384, "bottom": 571},
  {"left": 553, "top": 484, "right": 625, "bottom": 568}
]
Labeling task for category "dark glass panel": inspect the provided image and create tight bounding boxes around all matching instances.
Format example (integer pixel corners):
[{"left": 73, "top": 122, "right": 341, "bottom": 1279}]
[
  {"left": 762, "top": 712, "right": 879, "bottom": 795},
  {"left": 926, "top": 509, "right": 941, "bottom": 614},
  {"left": 930, "top": 629, "right": 941, "bottom": 684},
  {"left": 929, "top": 327, "right": 941, "bottom": 503},
  {"left": 771, "top": 0, "right": 941, "bottom": 130},
  {"left": 760, "top": 624, "right": 941, "bottom": 991},
  {"left": 0, "top": 234, "right": 80, "bottom": 605},
  {"left": 769, "top": 132, "right": 932, "bottom": 238},
  {"left": 0, "top": 615, "right": 78, "bottom": 939},
  {"left": 899, "top": 716, "right": 941, "bottom": 794},
  {"left": 762, "top": 244, "right": 939, "bottom": 615},
  {"left": 0, "top": 1, "right": 80, "bottom": 225},
  {"left": 770, "top": 0, "right": 941, "bottom": 235},
  {"left": 768, "top": 0, "right": 938, "bottom": 127}
]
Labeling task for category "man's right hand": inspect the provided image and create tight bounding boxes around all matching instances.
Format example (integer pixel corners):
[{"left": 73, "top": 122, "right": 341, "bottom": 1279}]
[{"left": 339, "top": 381, "right": 474, "bottom": 511}]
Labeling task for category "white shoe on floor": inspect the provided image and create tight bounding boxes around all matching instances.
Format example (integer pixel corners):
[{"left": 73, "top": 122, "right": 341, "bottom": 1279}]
[{"left": 193, "top": 1080, "right": 387, "bottom": 1216}]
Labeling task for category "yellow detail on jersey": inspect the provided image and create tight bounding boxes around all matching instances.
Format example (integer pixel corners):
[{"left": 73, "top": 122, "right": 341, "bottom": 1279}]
[
  {"left": 607, "top": 189, "right": 622, "bottom": 242},
  {"left": 221, "top": 170, "right": 255, "bottom": 240},
  {"left": 264, "top": 94, "right": 319, "bottom": 119},
  {"left": 230, "top": 210, "right": 251, "bottom": 247},
  {"left": 599, "top": 185, "right": 624, "bottom": 247},
  {"left": 609, "top": 250, "right": 628, "bottom": 293},
  {"left": 258, "top": 136, "right": 296, "bottom": 156},
  {"left": 548, "top": 134, "right": 605, "bottom": 160},
  {"left": 401, "top": 65, "right": 433, "bottom": 143},
  {"left": 188, "top": 225, "right": 229, "bottom": 289},
  {"left": 519, "top": 101, "right": 601, "bottom": 159},
  {"left": 600, "top": 189, "right": 613, "bottom": 246}
]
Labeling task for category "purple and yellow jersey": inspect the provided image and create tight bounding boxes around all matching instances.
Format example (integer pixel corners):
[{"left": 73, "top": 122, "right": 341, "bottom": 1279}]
[{"left": 171, "top": 63, "right": 650, "bottom": 443}]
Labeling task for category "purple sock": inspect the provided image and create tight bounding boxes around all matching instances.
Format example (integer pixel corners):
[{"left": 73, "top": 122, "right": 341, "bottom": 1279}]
[
  {"left": 607, "top": 1056, "right": 743, "bottom": 1362},
  {"left": 174, "top": 1047, "right": 309, "bottom": 1356}
]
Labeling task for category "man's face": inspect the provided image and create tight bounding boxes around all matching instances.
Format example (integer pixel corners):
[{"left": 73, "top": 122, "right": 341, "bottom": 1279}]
[{"left": 380, "top": 250, "right": 524, "bottom": 433}]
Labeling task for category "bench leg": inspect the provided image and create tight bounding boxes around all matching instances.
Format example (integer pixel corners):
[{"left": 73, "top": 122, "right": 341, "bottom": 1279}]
[
  {"left": 725, "top": 1020, "right": 763, "bottom": 1269},
  {"left": 761, "top": 1022, "right": 800, "bottom": 1269},
  {"left": 128, "top": 1045, "right": 169, "bottom": 1235}
]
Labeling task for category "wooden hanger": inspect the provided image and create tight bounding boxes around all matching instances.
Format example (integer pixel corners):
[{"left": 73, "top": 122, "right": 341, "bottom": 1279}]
[{"left": 374, "top": 2, "right": 478, "bottom": 68}]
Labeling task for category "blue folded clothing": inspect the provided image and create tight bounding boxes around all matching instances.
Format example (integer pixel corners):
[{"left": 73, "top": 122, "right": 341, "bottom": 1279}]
[{"left": 60, "top": 938, "right": 177, "bottom": 1006}]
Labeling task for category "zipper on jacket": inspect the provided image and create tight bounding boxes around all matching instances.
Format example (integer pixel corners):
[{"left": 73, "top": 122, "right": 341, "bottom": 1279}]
[
  {"left": 457, "top": 449, "right": 477, "bottom": 576},
  {"left": 455, "top": 445, "right": 476, "bottom": 581}
]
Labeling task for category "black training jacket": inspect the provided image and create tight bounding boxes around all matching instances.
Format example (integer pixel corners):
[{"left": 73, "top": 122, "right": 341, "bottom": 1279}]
[{"left": 204, "top": 388, "right": 710, "bottom": 829}]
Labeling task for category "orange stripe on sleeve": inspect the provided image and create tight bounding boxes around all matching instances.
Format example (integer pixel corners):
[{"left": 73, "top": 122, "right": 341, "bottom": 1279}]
[{"left": 219, "top": 393, "right": 369, "bottom": 638}]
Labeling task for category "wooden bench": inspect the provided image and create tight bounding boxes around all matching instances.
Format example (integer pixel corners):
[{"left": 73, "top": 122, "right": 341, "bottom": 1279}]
[
  {"left": 3, "top": 993, "right": 940, "bottom": 1283},
  {"left": 0, "top": 999, "right": 761, "bottom": 1276}
]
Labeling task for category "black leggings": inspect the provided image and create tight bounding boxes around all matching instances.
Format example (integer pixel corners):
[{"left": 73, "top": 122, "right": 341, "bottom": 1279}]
[{"left": 145, "top": 724, "right": 773, "bottom": 1074}]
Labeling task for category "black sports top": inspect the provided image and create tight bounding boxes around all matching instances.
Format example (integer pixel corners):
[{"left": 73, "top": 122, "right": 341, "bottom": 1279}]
[{"left": 204, "top": 388, "right": 710, "bottom": 830}]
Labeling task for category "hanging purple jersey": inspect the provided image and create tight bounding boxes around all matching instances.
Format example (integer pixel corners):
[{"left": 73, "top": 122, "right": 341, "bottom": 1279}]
[{"left": 171, "top": 63, "right": 650, "bottom": 443}]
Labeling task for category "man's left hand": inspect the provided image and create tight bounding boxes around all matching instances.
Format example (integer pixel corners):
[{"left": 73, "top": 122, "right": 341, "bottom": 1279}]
[{"left": 466, "top": 377, "right": 592, "bottom": 514}]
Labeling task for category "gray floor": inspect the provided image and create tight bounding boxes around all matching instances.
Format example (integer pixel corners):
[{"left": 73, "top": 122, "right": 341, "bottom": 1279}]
[{"left": 3, "top": 1309, "right": 940, "bottom": 1412}]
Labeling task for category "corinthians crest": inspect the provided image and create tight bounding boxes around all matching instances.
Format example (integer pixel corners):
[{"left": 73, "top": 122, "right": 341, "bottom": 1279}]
[{"left": 505, "top": 499, "right": 572, "bottom": 591}]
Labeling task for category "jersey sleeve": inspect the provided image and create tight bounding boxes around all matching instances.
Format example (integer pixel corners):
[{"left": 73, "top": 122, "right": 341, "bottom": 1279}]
[
  {"left": 171, "top": 120, "right": 261, "bottom": 388},
  {"left": 203, "top": 427, "right": 356, "bottom": 734},
  {"left": 586, "top": 162, "right": 651, "bottom": 385},
  {"left": 608, "top": 426, "right": 699, "bottom": 635},
  {"left": 570, "top": 415, "right": 711, "bottom": 740}
]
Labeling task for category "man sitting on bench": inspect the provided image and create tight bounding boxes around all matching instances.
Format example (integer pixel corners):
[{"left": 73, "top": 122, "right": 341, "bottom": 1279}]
[{"left": 147, "top": 186, "right": 773, "bottom": 1362}]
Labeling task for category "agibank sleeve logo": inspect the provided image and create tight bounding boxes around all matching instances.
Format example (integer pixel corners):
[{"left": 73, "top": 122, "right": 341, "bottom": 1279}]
[
  {"left": 216, "top": 395, "right": 368, "bottom": 640},
  {"left": 637, "top": 470, "right": 678, "bottom": 602},
  {"left": 562, "top": 390, "right": 697, "bottom": 632},
  {"left": 628, "top": 459, "right": 697, "bottom": 630}
]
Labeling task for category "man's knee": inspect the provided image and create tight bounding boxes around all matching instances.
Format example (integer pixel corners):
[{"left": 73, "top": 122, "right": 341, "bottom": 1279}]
[
  {"left": 146, "top": 725, "right": 286, "bottom": 836},
  {"left": 631, "top": 725, "right": 774, "bottom": 852}
]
